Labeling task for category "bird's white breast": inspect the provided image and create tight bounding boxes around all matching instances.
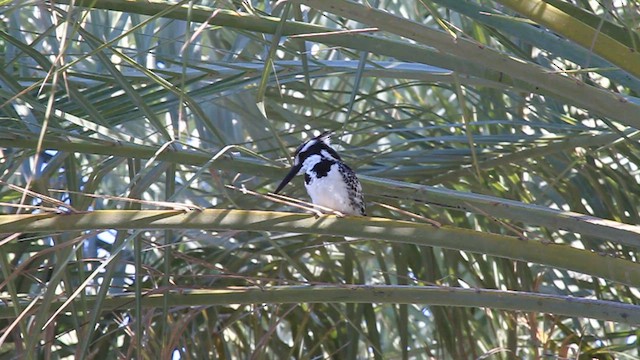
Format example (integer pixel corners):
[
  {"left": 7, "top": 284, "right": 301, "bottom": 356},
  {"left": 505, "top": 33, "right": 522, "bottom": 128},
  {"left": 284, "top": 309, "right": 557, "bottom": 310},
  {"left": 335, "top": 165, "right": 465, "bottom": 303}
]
[{"left": 304, "top": 162, "right": 357, "bottom": 214}]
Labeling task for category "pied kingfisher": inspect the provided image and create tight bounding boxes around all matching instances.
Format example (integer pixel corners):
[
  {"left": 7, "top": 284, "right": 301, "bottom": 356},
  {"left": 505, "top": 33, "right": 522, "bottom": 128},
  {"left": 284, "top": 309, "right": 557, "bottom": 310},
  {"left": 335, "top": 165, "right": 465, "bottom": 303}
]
[{"left": 274, "top": 131, "right": 366, "bottom": 216}]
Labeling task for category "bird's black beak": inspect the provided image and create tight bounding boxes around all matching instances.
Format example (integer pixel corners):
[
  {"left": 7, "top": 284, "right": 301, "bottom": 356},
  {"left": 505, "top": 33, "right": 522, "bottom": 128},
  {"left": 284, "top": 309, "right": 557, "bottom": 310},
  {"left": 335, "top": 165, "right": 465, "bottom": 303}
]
[{"left": 274, "top": 163, "right": 302, "bottom": 194}]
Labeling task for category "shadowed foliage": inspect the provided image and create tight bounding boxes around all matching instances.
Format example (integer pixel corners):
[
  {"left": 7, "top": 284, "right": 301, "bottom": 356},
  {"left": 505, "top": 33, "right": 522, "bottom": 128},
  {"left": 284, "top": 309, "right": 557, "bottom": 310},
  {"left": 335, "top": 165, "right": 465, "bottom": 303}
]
[{"left": 1, "top": 0, "right": 640, "bottom": 359}]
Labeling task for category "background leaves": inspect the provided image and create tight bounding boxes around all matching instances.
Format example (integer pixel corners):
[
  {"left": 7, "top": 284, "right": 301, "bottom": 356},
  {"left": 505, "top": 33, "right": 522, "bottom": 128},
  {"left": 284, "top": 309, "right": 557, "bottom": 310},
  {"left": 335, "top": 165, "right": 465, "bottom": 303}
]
[{"left": 1, "top": 0, "right": 639, "bottom": 359}]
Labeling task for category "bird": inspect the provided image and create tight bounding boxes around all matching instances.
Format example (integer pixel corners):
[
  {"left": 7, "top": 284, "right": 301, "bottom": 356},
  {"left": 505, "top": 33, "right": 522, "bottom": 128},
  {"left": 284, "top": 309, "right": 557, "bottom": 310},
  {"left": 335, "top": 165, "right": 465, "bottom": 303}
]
[{"left": 274, "top": 131, "right": 366, "bottom": 216}]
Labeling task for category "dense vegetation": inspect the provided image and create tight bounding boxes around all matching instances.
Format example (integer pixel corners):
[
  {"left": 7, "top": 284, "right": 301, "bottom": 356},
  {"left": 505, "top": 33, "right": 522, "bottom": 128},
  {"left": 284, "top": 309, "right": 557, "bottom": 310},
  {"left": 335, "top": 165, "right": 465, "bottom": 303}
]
[{"left": 1, "top": 0, "right": 640, "bottom": 358}]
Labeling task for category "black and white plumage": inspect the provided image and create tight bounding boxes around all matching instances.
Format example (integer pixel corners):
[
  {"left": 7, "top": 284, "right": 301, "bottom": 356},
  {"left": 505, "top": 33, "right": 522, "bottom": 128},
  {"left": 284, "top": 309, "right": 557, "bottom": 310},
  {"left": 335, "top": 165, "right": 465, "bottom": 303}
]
[{"left": 274, "top": 131, "right": 365, "bottom": 216}]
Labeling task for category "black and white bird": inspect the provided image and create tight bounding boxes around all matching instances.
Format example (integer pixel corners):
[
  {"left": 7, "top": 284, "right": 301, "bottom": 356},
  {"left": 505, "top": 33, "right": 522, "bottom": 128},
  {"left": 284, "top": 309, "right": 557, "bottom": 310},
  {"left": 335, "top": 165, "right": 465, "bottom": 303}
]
[{"left": 274, "top": 131, "right": 365, "bottom": 216}]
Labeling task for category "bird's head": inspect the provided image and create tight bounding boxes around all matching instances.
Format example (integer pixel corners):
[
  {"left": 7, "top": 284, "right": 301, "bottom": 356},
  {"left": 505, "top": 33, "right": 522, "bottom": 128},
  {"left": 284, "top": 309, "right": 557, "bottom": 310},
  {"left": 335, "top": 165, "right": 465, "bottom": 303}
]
[{"left": 274, "top": 131, "right": 341, "bottom": 194}]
